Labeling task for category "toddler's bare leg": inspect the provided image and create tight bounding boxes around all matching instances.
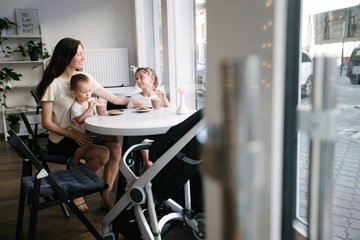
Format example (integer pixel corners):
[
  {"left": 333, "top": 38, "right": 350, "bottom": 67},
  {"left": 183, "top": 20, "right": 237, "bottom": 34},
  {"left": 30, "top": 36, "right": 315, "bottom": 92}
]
[
  {"left": 72, "top": 144, "right": 93, "bottom": 167},
  {"left": 141, "top": 149, "right": 153, "bottom": 173},
  {"left": 101, "top": 135, "right": 121, "bottom": 209}
]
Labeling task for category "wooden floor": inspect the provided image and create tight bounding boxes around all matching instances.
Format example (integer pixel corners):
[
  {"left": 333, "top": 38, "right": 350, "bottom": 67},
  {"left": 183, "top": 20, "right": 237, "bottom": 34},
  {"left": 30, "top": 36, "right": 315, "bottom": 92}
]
[{"left": 0, "top": 135, "right": 197, "bottom": 240}]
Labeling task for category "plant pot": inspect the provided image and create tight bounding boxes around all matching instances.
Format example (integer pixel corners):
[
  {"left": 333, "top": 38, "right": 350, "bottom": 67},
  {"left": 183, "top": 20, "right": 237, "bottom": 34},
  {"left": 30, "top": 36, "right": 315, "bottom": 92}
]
[
  {"left": 9, "top": 123, "right": 20, "bottom": 133},
  {"left": 28, "top": 51, "right": 39, "bottom": 61}
]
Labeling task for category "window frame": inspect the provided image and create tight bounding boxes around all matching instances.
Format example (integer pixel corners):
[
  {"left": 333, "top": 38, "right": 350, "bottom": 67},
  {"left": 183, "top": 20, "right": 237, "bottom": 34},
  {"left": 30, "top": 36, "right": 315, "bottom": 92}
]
[
  {"left": 347, "top": 10, "right": 358, "bottom": 37},
  {"left": 324, "top": 12, "right": 332, "bottom": 39},
  {"left": 135, "top": 0, "right": 197, "bottom": 109}
]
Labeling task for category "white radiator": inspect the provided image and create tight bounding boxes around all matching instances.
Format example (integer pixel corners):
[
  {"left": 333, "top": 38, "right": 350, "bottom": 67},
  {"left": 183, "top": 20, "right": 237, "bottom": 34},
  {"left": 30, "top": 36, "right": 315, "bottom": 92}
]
[{"left": 82, "top": 48, "right": 129, "bottom": 87}]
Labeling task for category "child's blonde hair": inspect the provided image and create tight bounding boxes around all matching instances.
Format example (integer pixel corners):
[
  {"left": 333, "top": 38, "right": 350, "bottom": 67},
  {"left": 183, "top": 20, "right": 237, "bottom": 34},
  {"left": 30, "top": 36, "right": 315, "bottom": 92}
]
[{"left": 135, "top": 67, "right": 159, "bottom": 87}]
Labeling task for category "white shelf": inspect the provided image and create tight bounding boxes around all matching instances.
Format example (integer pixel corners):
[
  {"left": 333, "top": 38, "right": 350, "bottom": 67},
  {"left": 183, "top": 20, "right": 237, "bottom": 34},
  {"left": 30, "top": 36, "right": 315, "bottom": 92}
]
[
  {"left": 5, "top": 106, "right": 37, "bottom": 114},
  {"left": 0, "top": 60, "right": 44, "bottom": 64},
  {"left": 1, "top": 28, "right": 46, "bottom": 141},
  {"left": 1, "top": 35, "right": 41, "bottom": 39}
]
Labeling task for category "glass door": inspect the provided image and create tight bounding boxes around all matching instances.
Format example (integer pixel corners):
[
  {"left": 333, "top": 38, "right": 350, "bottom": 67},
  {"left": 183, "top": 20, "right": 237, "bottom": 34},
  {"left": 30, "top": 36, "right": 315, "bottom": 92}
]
[
  {"left": 203, "top": 0, "right": 360, "bottom": 239},
  {"left": 292, "top": 0, "right": 360, "bottom": 239}
]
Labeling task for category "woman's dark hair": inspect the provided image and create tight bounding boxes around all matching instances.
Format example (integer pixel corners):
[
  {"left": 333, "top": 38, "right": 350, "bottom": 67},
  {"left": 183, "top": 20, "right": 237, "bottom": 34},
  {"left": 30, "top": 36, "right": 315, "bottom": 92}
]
[{"left": 36, "top": 38, "right": 83, "bottom": 98}]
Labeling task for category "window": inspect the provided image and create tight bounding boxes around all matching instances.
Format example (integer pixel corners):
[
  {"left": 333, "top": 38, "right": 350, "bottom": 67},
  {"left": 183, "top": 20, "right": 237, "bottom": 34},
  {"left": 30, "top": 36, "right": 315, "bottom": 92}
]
[
  {"left": 135, "top": 0, "right": 205, "bottom": 110},
  {"left": 195, "top": 0, "right": 207, "bottom": 108},
  {"left": 348, "top": 10, "right": 358, "bottom": 37},
  {"left": 324, "top": 12, "right": 332, "bottom": 39}
]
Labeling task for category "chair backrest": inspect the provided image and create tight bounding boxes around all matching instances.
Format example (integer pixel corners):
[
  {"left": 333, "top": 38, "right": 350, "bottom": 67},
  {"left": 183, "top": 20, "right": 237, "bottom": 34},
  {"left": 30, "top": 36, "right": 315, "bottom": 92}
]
[
  {"left": 21, "top": 112, "right": 42, "bottom": 155},
  {"left": 8, "top": 130, "right": 45, "bottom": 172},
  {"left": 30, "top": 90, "right": 42, "bottom": 114},
  {"left": 21, "top": 112, "right": 68, "bottom": 166}
]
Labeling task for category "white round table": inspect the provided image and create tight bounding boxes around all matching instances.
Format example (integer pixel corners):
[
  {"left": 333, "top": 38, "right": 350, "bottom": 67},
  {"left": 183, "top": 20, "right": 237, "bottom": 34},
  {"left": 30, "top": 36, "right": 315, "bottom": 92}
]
[{"left": 84, "top": 107, "right": 195, "bottom": 136}]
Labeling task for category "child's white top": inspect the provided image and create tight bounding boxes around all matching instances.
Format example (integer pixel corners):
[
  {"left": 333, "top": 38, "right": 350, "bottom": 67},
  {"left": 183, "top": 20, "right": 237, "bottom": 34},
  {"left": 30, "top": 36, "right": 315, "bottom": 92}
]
[
  {"left": 71, "top": 98, "right": 97, "bottom": 134},
  {"left": 128, "top": 92, "right": 158, "bottom": 108}
]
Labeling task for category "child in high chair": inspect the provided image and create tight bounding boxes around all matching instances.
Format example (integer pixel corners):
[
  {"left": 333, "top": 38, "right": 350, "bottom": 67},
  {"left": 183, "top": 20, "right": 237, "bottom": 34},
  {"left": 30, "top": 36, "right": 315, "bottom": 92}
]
[{"left": 128, "top": 67, "right": 170, "bottom": 172}]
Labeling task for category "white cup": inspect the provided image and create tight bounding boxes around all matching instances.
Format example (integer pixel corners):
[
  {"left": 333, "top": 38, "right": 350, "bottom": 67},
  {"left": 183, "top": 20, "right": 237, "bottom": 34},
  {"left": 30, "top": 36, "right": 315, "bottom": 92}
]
[
  {"left": 151, "top": 98, "right": 161, "bottom": 109},
  {"left": 96, "top": 103, "right": 107, "bottom": 115}
]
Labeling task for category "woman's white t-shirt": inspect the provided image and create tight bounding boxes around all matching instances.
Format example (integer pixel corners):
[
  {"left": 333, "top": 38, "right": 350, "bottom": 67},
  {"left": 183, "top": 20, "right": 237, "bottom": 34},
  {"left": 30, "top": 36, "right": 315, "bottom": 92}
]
[{"left": 41, "top": 72, "right": 100, "bottom": 143}]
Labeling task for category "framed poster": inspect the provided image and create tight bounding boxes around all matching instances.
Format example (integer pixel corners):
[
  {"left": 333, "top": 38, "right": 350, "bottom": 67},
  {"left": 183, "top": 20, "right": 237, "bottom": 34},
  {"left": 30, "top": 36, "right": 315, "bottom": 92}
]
[{"left": 14, "top": 9, "right": 40, "bottom": 36}]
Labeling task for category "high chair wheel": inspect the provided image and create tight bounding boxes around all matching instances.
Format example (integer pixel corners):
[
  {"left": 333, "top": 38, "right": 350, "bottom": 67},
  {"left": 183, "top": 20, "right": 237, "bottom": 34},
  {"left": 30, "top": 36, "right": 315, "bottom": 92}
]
[{"left": 192, "top": 213, "right": 205, "bottom": 240}]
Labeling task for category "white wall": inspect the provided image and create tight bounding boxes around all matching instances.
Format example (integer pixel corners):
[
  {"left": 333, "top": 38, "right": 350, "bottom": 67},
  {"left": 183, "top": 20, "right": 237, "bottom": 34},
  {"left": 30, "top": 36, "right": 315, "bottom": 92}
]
[{"left": 0, "top": 0, "right": 137, "bottom": 134}]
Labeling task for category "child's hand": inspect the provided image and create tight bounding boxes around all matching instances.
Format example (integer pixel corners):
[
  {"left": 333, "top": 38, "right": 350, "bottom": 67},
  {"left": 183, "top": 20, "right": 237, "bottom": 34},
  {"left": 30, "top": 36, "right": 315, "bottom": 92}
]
[
  {"left": 155, "top": 88, "right": 170, "bottom": 107},
  {"left": 96, "top": 98, "right": 105, "bottom": 104},
  {"left": 155, "top": 89, "right": 166, "bottom": 99},
  {"left": 133, "top": 102, "right": 143, "bottom": 109},
  {"left": 88, "top": 100, "right": 97, "bottom": 109}
]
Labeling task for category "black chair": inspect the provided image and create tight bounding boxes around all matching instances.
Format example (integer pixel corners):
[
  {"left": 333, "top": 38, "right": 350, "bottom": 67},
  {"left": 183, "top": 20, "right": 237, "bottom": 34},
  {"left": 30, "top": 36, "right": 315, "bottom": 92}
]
[
  {"left": 20, "top": 112, "right": 69, "bottom": 171},
  {"left": 9, "top": 130, "right": 108, "bottom": 240},
  {"left": 30, "top": 90, "right": 42, "bottom": 136},
  {"left": 30, "top": 89, "right": 42, "bottom": 111},
  {"left": 21, "top": 111, "right": 72, "bottom": 217}
]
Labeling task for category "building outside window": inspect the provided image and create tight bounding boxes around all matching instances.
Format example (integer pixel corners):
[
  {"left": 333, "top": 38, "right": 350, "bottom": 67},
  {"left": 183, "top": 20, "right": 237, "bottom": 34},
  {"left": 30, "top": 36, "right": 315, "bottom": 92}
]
[
  {"left": 324, "top": 12, "right": 332, "bottom": 39},
  {"left": 195, "top": 0, "right": 207, "bottom": 108},
  {"left": 348, "top": 10, "right": 358, "bottom": 37}
]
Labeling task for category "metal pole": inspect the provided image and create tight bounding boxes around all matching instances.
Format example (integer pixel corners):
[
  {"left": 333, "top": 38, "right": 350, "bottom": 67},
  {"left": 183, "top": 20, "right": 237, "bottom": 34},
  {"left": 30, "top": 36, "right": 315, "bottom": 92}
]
[
  {"left": 308, "top": 57, "right": 337, "bottom": 240},
  {"left": 340, "top": 9, "right": 347, "bottom": 75}
]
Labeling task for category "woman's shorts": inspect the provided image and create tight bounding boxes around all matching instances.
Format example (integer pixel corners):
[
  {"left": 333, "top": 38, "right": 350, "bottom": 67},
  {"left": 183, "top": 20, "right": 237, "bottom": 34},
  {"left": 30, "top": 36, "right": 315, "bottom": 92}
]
[
  {"left": 86, "top": 130, "right": 106, "bottom": 144},
  {"left": 47, "top": 137, "right": 79, "bottom": 158}
]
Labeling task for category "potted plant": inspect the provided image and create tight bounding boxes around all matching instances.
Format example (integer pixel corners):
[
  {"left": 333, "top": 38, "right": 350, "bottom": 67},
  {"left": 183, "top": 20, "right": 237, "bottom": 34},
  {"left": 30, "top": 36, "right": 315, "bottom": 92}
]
[
  {"left": 6, "top": 113, "right": 21, "bottom": 133},
  {"left": 14, "top": 40, "right": 50, "bottom": 61},
  {"left": 0, "top": 17, "right": 18, "bottom": 36},
  {"left": 0, "top": 17, "right": 18, "bottom": 58},
  {"left": 0, "top": 67, "right": 22, "bottom": 107}
]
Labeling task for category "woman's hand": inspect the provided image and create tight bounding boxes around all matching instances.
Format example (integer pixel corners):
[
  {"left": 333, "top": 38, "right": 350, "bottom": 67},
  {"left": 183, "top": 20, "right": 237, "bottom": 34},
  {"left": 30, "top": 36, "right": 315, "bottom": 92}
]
[{"left": 73, "top": 132, "right": 92, "bottom": 146}]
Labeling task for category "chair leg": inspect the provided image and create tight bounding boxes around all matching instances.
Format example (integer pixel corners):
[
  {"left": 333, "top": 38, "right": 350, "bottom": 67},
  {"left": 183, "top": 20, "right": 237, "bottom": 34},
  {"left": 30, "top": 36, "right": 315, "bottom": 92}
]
[
  {"left": 43, "top": 196, "right": 70, "bottom": 218},
  {"left": 41, "top": 161, "right": 70, "bottom": 218},
  {"left": 66, "top": 200, "right": 103, "bottom": 240},
  {"left": 15, "top": 185, "right": 26, "bottom": 240},
  {"left": 28, "top": 196, "right": 40, "bottom": 240},
  {"left": 28, "top": 179, "right": 42, "bottom": 240},
  {"left": 59, "top": 202, "right": 70, "bottom": 217},
  {"left": 23, "top": 159, "right": 32, "bottom": 206}
]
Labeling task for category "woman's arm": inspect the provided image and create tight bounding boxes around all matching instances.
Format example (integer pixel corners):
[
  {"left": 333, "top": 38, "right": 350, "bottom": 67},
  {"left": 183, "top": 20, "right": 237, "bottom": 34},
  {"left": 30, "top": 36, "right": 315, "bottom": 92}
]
[
  {"left": 94, "top": 86, "right": 130, "bottom": 105},
  {"left": 42, "top": 101, "right": 76, "bottom": 138},
  {"left": 42, "top": 101, "right": 90, "bottom": 145}
]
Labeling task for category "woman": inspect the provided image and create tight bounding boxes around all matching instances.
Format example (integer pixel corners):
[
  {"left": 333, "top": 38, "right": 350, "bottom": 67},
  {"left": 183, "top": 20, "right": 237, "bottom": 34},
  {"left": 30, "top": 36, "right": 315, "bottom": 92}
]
[{"left": 37, "top": 37, "right": 129, "bottom": 210}]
